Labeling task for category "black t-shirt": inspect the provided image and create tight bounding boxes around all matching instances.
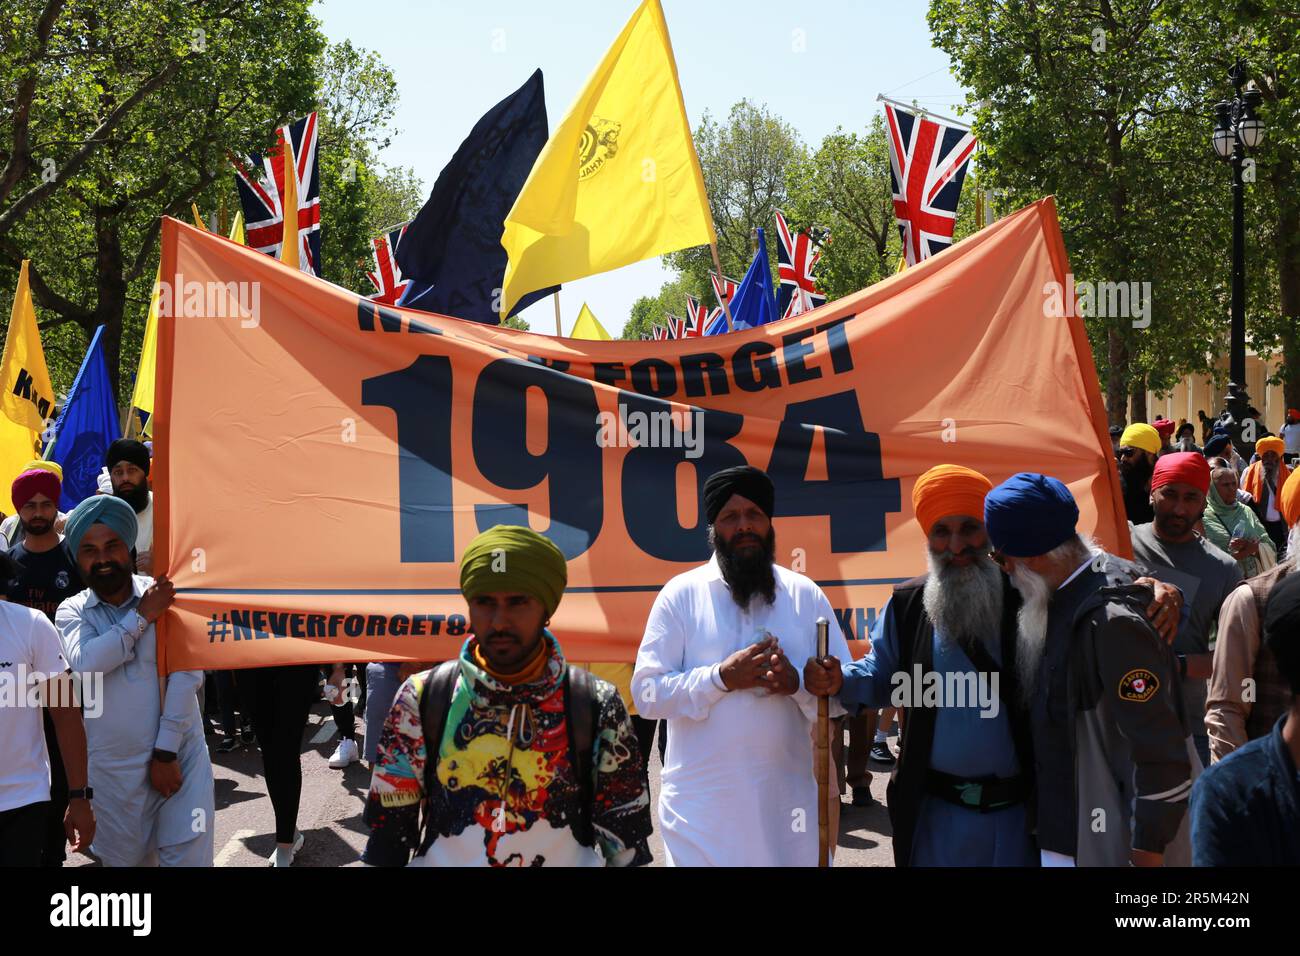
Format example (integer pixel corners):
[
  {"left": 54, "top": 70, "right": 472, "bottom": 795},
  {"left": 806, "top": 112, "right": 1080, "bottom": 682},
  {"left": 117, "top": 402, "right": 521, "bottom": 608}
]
[{"left": 4, "top": 540, "right": 84, "bottom": 622}]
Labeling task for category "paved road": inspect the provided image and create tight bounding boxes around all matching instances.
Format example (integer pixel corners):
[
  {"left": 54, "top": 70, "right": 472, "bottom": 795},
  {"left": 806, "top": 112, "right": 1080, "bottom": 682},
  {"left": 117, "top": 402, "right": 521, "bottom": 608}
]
[{"left": 67, "top": 697, "right": 896, "bottom": 867}]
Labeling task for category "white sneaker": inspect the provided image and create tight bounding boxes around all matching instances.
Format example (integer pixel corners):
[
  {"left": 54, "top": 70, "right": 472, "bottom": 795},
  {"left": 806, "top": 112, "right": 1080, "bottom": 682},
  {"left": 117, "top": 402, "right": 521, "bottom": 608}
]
[
  {"left": 328, "top": 737, "right": 359, "bottom": 769},
  {"left": 268, "top": 830, "right": 305, "bottom": 867}
]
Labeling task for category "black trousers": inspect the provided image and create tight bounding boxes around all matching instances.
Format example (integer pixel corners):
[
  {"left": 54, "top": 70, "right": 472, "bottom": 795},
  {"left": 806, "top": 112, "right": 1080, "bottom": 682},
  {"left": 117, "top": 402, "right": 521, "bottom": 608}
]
[
  {"left": 0, "top": 801, "right": 50, "bottom": 867},
  {"left": 216, "top": 670, "right": 255, "bottom": 739},
  {"left": 239, "top": 666, "right": 318, "bottom": 843},
  {"left": 630, "top": 715, "right": 666, "bottom": 774},
  {"left": 42, "top": 711, "right": 68, "bottom": 866},
  {"left": 321, "top": 664, "right": 360, "bottom": 740}
]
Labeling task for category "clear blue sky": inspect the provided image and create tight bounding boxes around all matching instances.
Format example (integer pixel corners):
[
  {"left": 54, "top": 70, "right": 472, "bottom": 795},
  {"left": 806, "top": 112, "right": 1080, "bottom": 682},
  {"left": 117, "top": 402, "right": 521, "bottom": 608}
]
[{"left": 314, "top": 0, "right": 967, "bottom": 335}]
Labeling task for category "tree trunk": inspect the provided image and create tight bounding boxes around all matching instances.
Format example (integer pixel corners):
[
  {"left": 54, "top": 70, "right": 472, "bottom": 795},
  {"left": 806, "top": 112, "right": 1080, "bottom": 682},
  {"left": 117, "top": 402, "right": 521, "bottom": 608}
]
[
  {"left": 1106, "top": 325, "right": 1129, "bottom": 426},
  {"left": 1129, "top": 373, "right": 1148, "bottom": 425}
]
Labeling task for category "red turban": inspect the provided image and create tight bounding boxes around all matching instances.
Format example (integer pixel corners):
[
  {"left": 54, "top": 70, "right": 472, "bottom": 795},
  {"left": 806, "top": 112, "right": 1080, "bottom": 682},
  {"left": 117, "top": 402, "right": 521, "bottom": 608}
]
[
  {"left": 11, "top": 468, "right": 61, "bottom": 512},
  {"left": 1151, "top": 452, "right": 1210, "bottom": 496},
  {"left": 1152, "top": 418, "right": 1175, "bottom": 438},
  {"left": 912, "top": 464, "right": 993, "bottom": 533}
]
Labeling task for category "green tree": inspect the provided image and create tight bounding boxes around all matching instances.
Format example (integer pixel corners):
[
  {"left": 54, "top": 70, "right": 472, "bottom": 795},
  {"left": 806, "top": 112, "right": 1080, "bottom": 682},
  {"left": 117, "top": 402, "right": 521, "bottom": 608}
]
[
  {"left": 623, "top": 274, "right": 698, "bottom": 340},
  {"left": 929, "top": 0, "right": 1252, "bottom": 424},
  {"left": 0, "top": 0, "right": 325, "bottom": 399}
]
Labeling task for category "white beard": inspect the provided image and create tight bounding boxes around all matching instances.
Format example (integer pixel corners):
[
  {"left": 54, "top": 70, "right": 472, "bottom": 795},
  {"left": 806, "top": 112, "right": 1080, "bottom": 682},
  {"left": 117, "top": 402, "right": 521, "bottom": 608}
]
[
  {"left": 1009, "top": 564, "right": 1052, "bottom": 703},
  {"left": 922, "top": 550, "right": 1004, "bottom": 648}
]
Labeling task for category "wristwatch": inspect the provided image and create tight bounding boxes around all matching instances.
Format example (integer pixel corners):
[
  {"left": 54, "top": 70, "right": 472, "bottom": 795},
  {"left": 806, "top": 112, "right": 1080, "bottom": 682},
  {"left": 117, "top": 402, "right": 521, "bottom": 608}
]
[
  {"left": 68, "top": 787, "right": 93, "bottom": 801},
  {"left": 151, "top": 749, "right": 178, "bottom": 763}
]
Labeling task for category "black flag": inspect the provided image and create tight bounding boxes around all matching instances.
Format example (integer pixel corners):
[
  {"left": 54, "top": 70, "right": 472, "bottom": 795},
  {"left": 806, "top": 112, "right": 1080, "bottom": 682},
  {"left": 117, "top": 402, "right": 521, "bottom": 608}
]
[{"left": 396, "top": 69, "right": 556, "bottom": 324}]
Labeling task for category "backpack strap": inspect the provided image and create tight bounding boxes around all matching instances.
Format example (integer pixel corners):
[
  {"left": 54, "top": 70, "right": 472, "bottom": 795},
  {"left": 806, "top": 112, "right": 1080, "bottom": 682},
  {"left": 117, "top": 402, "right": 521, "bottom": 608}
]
[
  {"left": 563, "top": 664, "right": 600, "bottom": 848},
  {"left": 416, "top": 659, "right": 461, "bottom": 855}
]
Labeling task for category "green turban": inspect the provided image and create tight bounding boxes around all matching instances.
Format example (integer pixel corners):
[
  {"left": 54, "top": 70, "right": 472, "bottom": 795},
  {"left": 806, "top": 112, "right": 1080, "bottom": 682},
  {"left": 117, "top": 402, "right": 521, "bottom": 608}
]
[{"left": 459, "top": 525, "right": 567, "bottom": 617}]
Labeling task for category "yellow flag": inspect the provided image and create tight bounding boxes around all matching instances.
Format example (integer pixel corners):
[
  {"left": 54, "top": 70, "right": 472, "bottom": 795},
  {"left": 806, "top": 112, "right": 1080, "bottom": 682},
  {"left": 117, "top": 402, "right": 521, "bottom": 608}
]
[
  {"left": 279, "top": 138, "right": 300, "bottom": 271},
  {"left": 570, "top": 302, "right": 612, "bottom": 340},
  {"left": 500, "top": 0, "right": 715, "bottom": 316},
  {"left": 896, "top": 255, "right": 907, "bottom": 274},
  {"left": 0, "top": 261, "right": 55, "bottom": 489},
  {"left": 229, "top": 210, "right": 246, "bottom": 246},
  {"left": 129, "top": 263, "right": 161, "bottom": 438},
  {"left": 191, "top": 203, "right": 209, "bottom": 231}
]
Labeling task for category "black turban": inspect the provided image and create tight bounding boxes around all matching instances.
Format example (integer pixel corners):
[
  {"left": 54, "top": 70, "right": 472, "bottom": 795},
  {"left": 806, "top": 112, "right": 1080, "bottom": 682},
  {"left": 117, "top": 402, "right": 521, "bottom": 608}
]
[
  {"left": 105, "top": 438, "right": 150, "bottom": 476},
  {"left": 1263, "top": 573, "right": 1300, "bottom": 694},
  {"left": 703, "top": 465, "right": 774, "bottom": 524}
]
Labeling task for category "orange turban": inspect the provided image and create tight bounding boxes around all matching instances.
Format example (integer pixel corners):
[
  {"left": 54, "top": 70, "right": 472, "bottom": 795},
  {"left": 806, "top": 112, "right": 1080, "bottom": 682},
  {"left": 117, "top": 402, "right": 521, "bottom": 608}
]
[
  {"left": 912, "top": 464, "right": 993, "bottom": 533},
  {"left": 1281, "top": 470, "right": 1300, "bottom": 528},
  {"left": 1257, "top": 436, "right": 1285, "bottom": 458}
]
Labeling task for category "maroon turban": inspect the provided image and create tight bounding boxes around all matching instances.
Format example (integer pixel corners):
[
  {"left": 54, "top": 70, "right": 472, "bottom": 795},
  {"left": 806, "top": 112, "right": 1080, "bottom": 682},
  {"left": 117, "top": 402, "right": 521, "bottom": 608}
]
[
  {"left": 11, "top": 468, "right": 61, "bottom": 512},
  {"left": 1152, "top": 417, "right": 1176, "bottom": 438},
  {"left": 1150, "top": 452, "right": 1210, "bottom": 496}
]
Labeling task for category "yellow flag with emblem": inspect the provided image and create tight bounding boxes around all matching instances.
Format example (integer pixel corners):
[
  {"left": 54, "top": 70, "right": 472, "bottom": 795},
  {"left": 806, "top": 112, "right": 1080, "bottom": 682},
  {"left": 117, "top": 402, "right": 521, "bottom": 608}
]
[
  {"left": 0, "top": 261, "right": 56, "bottom": 489},
  {"left": 129, "top": 263, "right": 162, "bottom": 438},
  {"left": 279, "top": 138, "right": 301, "bottom": 271},
  {"left": 570, "top": 302, "right": 612, "bottom": 340},
  {"left": 229, "top": 210, "right": 246, "bottom": 246},
  {"left": 499, "top": 0, "right": 715, "bottom": 317}
]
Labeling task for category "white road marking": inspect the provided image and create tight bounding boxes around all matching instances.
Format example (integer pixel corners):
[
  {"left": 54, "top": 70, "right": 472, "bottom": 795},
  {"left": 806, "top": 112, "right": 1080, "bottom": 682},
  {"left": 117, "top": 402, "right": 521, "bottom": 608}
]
[{"left": 215, "top": 828, "right": 257, "bottom": 867}]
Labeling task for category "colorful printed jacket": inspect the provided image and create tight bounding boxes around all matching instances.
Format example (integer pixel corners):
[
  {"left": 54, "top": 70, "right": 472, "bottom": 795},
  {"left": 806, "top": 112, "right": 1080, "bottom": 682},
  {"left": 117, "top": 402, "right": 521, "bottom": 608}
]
[{"left": 363, "top": 632, "right": 653, "bottom": 867}]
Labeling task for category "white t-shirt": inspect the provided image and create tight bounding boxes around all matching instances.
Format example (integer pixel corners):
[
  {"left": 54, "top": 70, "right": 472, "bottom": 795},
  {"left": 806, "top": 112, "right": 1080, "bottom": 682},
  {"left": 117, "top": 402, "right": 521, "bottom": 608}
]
[
  {"left": 1282, "top": 422, "right": 1300, "bottom": 455},
  {"left": 0, "top": 602, "right": 69, "bottom": 812}
]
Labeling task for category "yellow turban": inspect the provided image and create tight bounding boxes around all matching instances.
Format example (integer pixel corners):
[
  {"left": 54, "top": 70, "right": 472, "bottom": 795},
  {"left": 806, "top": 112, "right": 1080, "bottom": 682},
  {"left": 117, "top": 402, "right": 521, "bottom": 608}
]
[
  {"left": 912, "top": 464, "right": 993, "bottom": 533},
  {"left": 1257, "top": 436, "right": 1285, "bottom": 458},
  {"left": 1281, "top": 470, "right": 1300, "bottom": 528},
  {"left": 1119, "top": 423, "right": 1161, "bottom": 456},
  {"left": 22, "top": 459, "right": 63, "bottom": 481}
]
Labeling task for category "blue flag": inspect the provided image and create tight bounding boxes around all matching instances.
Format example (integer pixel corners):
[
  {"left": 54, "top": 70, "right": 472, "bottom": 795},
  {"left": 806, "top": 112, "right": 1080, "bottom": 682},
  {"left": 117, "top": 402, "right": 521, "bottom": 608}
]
[
  {"left": 46, "top": 325, "right": 120, "bottom": 511},
  {"left": 396, "top": 69, "right": 557, "bottom": 324},
  {"left": 707, "top": 227, "right": 779, "bottom": 334}
]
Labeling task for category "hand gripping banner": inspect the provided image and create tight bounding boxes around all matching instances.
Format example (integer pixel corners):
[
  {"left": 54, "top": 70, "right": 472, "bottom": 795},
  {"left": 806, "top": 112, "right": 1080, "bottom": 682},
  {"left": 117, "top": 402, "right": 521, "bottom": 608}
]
[{"left": 153, "top": 197, "right": 1128, "bottom": 672}]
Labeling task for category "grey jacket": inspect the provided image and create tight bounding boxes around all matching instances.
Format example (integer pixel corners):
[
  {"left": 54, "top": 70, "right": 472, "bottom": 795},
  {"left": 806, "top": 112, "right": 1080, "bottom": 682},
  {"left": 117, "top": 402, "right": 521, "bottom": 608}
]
[{"left": 1069, "top": 568, "right": 1198, "bottom": 866}]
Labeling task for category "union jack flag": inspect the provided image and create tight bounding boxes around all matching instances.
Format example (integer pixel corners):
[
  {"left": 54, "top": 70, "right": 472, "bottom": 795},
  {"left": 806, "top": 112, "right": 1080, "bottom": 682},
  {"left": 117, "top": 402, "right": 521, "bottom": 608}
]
[
  {"left": 651, "top": 324, "right": 670, "bottom": 341},
  {"left": 882, "top": 101, "right": 976, "bottom": 266},
  {"left": 710, "top": 271, "right": 738, "bottom": 310},
  {"left": 683, "top": 294, "right": 710, "bottom": 338},
  {"left": 365, "top": 223, "right": 409, "bottom": 305},
  {"left": 662, "top": 314, "right": 688, "bottom": 339},
  {"left": 774, "top": 210, "right": 827, "bottom": 319},
  {"left": 231, "top": 113, "right": 322, "bottom": 275}
]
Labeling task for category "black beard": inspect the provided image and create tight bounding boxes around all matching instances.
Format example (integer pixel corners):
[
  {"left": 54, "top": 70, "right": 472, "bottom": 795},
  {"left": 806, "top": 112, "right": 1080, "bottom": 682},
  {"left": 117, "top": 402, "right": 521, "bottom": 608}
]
[
  {"left": 1119, "top": 456, "right": 1153, "bottom": 486},
  {"left": 21, "top": 517, "right": 52, "bottom": 536},
  {"left": 115, "top": 483, "right": 149, "bottom": 512},
  {"left": 710, "top": 526, "right": 777, "bottom": 610},
  {"left": 86, "top": 561, "right": 132, "bottom": 598}
]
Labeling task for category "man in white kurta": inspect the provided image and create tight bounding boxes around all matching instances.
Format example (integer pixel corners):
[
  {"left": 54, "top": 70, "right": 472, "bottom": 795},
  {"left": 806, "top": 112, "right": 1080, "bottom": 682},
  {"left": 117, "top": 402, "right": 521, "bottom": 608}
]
[
  {"left": 54, "top": 495, "right": 213, "bottom": 867},
  {"left": 633, "top": 466, "right": 849, "bottom": 866}
]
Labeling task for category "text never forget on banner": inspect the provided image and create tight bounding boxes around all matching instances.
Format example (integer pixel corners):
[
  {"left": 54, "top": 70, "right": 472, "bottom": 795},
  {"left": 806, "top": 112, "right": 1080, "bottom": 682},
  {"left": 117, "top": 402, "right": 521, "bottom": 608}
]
[{"left": 153, "top": 197, "right": 1128, "bottom": 672}]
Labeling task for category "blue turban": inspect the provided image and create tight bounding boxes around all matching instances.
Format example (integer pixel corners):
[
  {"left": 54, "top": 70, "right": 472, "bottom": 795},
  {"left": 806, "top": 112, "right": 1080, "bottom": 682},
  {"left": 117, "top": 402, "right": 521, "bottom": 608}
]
[
  {"left": 984, "top": 473, "right": 1079, "bottom": 558},
  {"left": 1203, "top": 434, "right": 1231, "bottom": 459},
  {"left": 63, "top": 494, "right": 139, "bottom": 558}
]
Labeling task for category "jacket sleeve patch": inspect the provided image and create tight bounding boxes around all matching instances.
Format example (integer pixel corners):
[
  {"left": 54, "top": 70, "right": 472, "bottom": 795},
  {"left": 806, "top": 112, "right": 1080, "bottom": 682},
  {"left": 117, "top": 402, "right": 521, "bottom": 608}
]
[{"left": 1119, "top": 668, "right": 1159, "bottom": 702}]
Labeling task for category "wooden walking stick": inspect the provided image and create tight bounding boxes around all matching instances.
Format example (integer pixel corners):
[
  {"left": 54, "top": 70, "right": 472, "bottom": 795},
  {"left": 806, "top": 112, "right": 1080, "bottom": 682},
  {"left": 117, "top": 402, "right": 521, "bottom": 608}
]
[{"left": 815, "top": 616, "right": 830, "bottom": 867}]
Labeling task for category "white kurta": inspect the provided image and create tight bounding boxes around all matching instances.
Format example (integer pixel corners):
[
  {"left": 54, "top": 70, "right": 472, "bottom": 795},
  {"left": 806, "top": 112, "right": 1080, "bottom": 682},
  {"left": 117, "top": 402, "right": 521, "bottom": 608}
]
[
  {"left": 633, "top": 556, "right": 848, "bottom": 866},
  {"left": 56, "top": 575, "right": 214, "bottom": 867}
]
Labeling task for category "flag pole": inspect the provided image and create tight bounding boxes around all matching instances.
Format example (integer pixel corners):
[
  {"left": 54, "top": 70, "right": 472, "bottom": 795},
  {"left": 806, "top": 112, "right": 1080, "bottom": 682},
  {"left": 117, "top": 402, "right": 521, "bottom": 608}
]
[
  {"left": 708, "top": 242, "right": 735, "bottom": 332},
  {"left": 553, "top": 291, "right": 562, "bottom": 335},
  {"left": 815, "top": 617, "right": 831, "bottom": 867}
]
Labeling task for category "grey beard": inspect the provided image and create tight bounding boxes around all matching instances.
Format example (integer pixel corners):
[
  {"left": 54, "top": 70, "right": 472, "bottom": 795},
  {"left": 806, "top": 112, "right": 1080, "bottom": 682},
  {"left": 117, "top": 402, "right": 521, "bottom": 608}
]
[
  {"left": 922, "top": 550, "right": 1004, "bottom": 648},
  {"left": 1010, "top": 564, "right": 1052, "bottom": 705}
]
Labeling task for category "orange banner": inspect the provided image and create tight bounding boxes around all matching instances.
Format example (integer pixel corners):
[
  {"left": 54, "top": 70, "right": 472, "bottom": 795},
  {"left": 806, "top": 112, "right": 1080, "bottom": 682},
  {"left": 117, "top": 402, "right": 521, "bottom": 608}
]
[{"left": 154, "top": 197, "right": 1129, "bottom": 672}]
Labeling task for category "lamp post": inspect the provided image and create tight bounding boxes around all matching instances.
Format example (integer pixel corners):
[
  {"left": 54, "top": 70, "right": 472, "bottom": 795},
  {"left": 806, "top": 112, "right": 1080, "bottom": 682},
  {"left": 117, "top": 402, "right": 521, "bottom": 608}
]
[{"left": 1212, "top": 60, "right": 1264, "bottom": 457}]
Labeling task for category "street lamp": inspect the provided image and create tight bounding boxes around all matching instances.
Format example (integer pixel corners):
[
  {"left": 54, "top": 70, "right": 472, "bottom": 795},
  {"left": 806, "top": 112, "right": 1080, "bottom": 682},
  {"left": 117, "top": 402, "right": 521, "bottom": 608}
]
[{"left": 1211, "top": 60, "right": 1265, "bottom": 457}]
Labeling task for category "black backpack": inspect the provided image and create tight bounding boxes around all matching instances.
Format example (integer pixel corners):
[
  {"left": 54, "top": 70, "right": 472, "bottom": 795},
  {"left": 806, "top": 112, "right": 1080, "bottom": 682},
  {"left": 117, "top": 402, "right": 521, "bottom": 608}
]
[{"left": 416, "top": 660, "right": 600, "bottom": 855}]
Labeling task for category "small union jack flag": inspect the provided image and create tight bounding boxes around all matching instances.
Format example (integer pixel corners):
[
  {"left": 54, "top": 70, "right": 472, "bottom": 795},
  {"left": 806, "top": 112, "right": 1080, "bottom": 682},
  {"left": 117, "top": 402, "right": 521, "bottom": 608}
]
[
  {"left": 663, "top": 314, "right": 688, "bottom": 339},
  {"left": 710, "top": 271, "right": 738, "bottom": 310},
  {"left": 651, "top": 324, "right": 669, "bottom": 341},
  {"left": 774, "top": 210, "right": 827, "bottom": 319},
  {"left": 231, "top": 113, "right": 322, "bottom": 275},
  {"left": 365, "top": 223, "right": 409, "bottom": 305},
  {"left": 683, "top": 295, "right": 710, "bottom": 338},
  {"left": 883, "top": 101, "right": 976, "bottom": 266}
]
